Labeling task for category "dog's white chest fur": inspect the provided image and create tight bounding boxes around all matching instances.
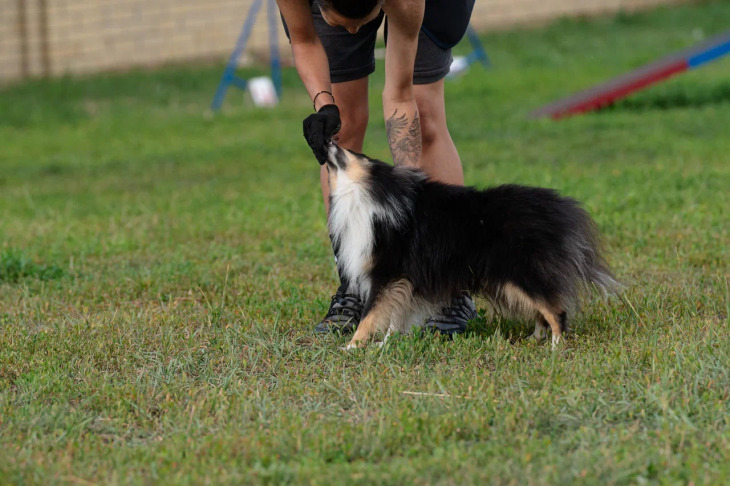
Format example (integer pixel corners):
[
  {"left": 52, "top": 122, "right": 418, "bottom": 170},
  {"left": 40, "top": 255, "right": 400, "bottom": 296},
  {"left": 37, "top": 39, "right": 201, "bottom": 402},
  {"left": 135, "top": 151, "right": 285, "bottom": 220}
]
[{"left": 328, "top": 174, "right": 375, "bottom": 300}]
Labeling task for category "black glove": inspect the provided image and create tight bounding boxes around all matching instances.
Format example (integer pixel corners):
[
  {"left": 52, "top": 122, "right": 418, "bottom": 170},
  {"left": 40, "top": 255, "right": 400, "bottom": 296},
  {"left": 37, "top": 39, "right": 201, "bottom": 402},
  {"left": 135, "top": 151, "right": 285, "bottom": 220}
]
[{"left": 303, "top": 104, "right": 341, "bottom": 165}]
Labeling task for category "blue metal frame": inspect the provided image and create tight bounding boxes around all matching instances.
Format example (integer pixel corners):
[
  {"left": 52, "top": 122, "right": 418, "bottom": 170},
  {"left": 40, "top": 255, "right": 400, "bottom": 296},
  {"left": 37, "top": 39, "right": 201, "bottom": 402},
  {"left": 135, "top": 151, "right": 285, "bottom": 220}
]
[
  {"left": 211, "top": 0, "right": 282, "bottom": 111},
  {"left": 687, "top": 36, "right": 730, "bottom": 68},
  {"left": 464, "top": 26, "right": 490, "bottom": 68}
]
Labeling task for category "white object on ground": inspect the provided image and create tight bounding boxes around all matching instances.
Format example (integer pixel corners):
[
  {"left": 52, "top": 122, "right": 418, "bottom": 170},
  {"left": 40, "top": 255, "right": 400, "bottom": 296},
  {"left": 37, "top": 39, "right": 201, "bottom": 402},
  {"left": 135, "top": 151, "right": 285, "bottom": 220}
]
[
  {"left": 447, "top": 56, "right": 470, "bottom": 78},
  {"left": 248, "top": 76, "right": 278, "bottom": 107}
]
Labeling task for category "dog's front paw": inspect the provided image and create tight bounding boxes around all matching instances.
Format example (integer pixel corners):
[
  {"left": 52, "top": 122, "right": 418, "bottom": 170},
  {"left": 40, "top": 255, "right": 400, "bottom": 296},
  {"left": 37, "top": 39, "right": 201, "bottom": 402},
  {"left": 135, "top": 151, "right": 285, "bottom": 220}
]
[
  {"left": 342, "top": 341, "right": 363, "bottom": 351},
  {"left": 551, "top": 334, "right": 563, "bottom": 350}
]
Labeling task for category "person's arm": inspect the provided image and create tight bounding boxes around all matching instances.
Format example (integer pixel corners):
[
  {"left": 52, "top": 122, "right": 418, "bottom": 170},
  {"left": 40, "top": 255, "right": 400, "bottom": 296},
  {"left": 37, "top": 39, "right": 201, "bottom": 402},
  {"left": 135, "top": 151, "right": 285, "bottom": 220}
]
[
  {"left": 278, "top": 0, "right": 340, "bottom": 164},
  {"left": 276, "top": 0, "right": 334, "bottom": 109},
  {"left": 381, "top": 0, "right": 424, "bottom": 167}
]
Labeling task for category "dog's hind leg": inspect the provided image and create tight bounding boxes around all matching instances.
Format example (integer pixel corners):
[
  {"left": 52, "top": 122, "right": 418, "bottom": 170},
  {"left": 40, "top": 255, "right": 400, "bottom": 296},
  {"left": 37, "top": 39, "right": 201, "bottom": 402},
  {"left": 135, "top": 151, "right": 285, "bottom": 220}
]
[
  {"left": 532, "top": 317, "right": 550, "bottom": 342},
  {"left": 536, "top": 306, "right": 568, "bottom": 349},
  {"left": 346, "top": 279, "right": 414, "bottom": 349},
  {"left": 500, "top": 282, "right": 568, "bottom": 348}
]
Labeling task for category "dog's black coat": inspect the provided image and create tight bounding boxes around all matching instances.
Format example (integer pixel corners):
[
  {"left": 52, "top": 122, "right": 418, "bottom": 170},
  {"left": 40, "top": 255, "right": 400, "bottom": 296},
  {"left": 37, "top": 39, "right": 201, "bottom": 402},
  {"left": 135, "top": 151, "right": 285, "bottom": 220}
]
[{"left": 340, "top": 155, "right": 615, "bottom": 319}]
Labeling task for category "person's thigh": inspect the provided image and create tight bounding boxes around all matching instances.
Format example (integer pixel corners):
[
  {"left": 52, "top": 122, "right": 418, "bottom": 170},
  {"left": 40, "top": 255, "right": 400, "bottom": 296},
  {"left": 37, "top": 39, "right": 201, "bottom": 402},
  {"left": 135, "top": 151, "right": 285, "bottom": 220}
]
[{"left": 413, "top": 79, "right": 447, "bottom": 138}]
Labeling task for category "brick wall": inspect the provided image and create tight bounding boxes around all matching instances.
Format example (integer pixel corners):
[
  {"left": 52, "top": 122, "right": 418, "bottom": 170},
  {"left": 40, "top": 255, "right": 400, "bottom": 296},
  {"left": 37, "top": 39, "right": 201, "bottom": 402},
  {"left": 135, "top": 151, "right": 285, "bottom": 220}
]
[
  {"left": 0, "top": 0, "right": 686, "bottom": 83},
  {"left": 471, "top": 0, "right": 685, "bottom": 29}
]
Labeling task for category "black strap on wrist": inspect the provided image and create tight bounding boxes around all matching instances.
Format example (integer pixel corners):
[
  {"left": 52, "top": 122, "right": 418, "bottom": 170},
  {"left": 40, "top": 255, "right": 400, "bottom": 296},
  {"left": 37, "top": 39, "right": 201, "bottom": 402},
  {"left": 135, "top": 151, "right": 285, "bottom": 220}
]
[{"left": 313, "top": 90, "right": 335, "bottom": 111}]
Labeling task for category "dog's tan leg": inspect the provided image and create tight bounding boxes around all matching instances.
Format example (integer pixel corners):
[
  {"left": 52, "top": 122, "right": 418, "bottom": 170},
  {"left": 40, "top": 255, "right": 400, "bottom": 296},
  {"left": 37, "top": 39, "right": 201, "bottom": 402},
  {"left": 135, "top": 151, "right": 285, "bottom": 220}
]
[
  {"left": 500, "top": 282, "right": 567, "bottom": 348},
  {"left": 346, "top": 279, "right": 414, "bottom": 349},
  {"left": 536, "top": 306, "right": 567, "bottom": 349},
  {"left": 501, "top": 283, "right": 550, "bottom": 343}
]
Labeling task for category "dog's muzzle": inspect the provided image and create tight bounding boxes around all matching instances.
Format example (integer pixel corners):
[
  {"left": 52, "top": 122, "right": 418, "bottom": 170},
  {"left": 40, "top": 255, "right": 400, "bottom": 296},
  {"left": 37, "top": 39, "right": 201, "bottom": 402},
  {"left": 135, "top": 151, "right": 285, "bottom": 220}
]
[{"left": 326, "top": 141, "right": 339, "bottom": 168}]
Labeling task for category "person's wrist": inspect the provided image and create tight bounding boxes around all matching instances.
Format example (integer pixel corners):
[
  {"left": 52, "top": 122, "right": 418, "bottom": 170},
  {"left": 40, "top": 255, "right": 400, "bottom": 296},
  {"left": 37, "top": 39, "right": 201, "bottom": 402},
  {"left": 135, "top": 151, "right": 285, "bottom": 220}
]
[{"left": 313, "top": 90, "right": 335, "bottom": 111}]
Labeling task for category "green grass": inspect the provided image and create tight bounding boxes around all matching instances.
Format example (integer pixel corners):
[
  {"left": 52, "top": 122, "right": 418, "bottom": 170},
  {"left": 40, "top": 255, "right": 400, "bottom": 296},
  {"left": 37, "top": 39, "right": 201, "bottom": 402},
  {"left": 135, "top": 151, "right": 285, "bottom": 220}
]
[{"left": 1, "top": 1, "right": 729, "bottom": 484}]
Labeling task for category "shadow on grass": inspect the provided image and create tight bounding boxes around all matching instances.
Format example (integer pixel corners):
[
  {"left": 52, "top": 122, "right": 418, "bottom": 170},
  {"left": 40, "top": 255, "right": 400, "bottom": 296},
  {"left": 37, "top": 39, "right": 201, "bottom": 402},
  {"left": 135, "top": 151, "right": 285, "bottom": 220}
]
[
  {"left": 601, "top": 82, "right": 730, "bottom": 113},
  {"left": 465, "top": 313, "right": 536, "bottom": 344}
]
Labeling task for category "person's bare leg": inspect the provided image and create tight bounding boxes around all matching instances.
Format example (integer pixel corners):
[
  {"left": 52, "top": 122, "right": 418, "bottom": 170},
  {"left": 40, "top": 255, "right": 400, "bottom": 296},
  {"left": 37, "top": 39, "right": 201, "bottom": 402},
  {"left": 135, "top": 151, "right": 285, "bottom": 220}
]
[
  {"left": 319, "top": 77, "right": 370, "bottom": 213},
  {"left": 413, "top": 79, "right": 464, "bottom": 186}
]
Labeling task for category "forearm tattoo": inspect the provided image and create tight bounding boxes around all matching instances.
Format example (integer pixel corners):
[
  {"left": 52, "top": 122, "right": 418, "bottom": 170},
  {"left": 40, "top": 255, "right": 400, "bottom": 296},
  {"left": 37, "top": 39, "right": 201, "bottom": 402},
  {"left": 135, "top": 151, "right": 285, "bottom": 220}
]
[{"left": 386, "top": 109, "right": 422, "bottom": 166}]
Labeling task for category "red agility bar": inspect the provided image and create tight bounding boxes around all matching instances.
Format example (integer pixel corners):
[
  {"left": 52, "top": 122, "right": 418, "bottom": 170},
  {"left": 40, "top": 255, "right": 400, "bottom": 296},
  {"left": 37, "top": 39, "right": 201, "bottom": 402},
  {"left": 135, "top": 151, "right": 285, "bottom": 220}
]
[{"left": 530, "top": 29, "right": 730, "bottom": 119}]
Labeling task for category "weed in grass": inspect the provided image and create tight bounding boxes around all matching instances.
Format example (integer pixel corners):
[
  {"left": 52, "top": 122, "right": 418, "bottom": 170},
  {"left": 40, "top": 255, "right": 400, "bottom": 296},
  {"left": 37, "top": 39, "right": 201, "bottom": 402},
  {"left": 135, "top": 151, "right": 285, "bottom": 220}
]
[{"left": 0, "top": 248, "right": 65, "bottom": 283}]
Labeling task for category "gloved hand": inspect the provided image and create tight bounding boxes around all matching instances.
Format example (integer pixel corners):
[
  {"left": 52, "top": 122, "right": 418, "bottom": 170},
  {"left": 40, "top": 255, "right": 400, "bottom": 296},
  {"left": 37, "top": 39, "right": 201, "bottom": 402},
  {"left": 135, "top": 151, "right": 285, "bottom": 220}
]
[{"left": 303, "top": 104, "right": 341, "bottom": 165}]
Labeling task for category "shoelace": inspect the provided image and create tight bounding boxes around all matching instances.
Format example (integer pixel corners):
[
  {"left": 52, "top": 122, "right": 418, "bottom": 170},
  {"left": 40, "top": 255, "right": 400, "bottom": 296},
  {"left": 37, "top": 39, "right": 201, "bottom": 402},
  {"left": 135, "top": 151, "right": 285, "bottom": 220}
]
[{"left": 435, "top": 294, "right": 477, "bottom": 321}]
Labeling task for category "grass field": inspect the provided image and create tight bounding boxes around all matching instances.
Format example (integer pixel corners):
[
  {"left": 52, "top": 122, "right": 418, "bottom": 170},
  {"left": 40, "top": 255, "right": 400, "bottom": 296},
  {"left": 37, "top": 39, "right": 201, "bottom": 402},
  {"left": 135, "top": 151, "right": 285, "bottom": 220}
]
[{"left": 1, "top": 2, "right": 729, "bottom": 484}]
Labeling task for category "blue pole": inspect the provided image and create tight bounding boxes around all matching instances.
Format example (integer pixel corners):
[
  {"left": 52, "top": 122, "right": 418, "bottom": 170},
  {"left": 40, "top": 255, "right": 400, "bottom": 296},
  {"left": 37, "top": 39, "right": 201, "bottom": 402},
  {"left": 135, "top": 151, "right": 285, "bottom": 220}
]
[
  {"left": 465, "top": 26, "right": 490, "bottom": 67},
  {"left": 267, "top": 0, "right": 282, "bottom": 97},
  {"left": 211, "top": 0, "right": 264, "bottom": 111}
]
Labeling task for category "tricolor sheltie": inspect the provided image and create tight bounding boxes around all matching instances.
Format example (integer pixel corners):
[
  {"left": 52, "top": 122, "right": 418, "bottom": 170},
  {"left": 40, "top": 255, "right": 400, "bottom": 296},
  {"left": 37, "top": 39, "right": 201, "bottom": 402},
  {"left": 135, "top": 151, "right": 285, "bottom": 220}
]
[{"left": 322, "top": 143, "right": 618, "bottom": 349}]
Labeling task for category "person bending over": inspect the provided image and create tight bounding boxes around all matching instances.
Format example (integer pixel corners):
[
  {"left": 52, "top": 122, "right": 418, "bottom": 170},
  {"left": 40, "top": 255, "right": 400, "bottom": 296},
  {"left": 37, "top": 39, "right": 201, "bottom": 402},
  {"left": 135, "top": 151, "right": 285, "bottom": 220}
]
[{"left": 278, "top": 0, "right": 477, "bottom": 335}]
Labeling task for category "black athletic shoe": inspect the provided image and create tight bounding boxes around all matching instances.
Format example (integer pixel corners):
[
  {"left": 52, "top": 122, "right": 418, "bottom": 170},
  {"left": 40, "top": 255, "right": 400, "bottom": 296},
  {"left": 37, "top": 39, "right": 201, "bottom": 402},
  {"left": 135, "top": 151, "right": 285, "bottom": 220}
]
[
  {"left": 422, "top": 293, "right": 478, "bottom": 336},
  {"left": 314, "top": 291, "right": 364, "bottom": 334}
]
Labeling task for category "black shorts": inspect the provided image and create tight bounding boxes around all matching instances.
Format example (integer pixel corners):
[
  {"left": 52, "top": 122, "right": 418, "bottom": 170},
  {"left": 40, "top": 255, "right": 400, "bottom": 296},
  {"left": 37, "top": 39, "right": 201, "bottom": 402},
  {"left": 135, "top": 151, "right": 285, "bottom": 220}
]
[{"left": 282, "top": 1, "right": 474, "bottom": 85}]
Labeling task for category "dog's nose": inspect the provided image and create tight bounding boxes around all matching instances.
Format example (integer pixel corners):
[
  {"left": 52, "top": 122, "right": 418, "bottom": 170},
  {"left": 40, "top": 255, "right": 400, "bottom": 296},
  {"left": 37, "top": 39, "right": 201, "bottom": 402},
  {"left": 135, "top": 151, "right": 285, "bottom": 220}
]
[{"left": 325, "top": 142, "right": 344, "bottom": 169}]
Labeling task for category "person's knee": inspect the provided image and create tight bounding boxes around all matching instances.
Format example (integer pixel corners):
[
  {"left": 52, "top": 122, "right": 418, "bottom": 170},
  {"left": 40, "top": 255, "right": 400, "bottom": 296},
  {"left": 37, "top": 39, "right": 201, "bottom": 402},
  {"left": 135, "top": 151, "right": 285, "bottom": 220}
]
[
  {"left": 332, "top": 77, "right": 370, "bottom": 151},
  {"left": 341, "top": 106, "right": 369, "bottom": 137},
  {"left": 418, "top": 108, "right": 441, "bottom": 150},
  {"left": 415, "top": 86, "right": 448, "bottom": 151},
  {"left": 338, "top": 105, "right": 369, "bottom": 151}
]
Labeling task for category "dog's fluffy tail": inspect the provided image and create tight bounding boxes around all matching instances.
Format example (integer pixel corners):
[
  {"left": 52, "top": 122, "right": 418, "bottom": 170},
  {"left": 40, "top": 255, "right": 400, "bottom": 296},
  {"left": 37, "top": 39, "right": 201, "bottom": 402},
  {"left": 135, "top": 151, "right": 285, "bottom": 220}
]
[{"left": 565, "top": 205, "right": 621, "bottom": 304}]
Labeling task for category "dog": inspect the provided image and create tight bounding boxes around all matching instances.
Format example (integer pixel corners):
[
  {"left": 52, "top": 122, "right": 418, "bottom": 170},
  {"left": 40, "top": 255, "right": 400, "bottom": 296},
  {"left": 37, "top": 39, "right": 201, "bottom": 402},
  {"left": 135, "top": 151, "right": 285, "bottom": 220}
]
[{"left": 321, "top": 142, "right": 618, "bottom": 349}]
